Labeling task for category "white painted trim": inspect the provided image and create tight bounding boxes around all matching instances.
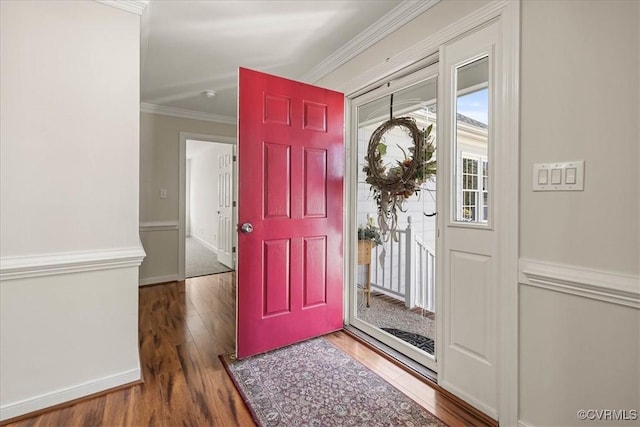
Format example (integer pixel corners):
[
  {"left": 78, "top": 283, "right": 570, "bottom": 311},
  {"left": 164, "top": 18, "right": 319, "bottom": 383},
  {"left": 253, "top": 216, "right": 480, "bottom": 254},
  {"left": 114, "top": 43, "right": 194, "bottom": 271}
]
[
  {"left": 190, "top": 234, "right": 218, "bottom": 253},
  {"left": 495, "top": 2, "right": 520, "bottom": 426},
  {"left": 438, "top": 379, "right": 497, "bottom": 422},
  {"left": 0, "top": 368, "right": 140, "bottom": 421},
  {"left": 0, "top": 246, "right": 146, "bottom": 281},
  {"left": 301, "top": 0, "right": 440, "bottom": 83},
  {"left": 518, "top": 421, "right": 535, "bottom": 427},
  {"left": 139, "top": 221, "right": 179, "bottom": 232},
  {"left": 519, "top": 259, "right": 640, "bottom": 309},
  {"left": 179, "top": 132, "right": 237, "bottom": 281},
  {"left": 140, "top": 103, "right": 236, "bottom": 125},
  {"left": 139, "top": 274, "right": 178, "bottom": 286},
  {"left": 337, "top": 1, "right": 511, "bottom": 96},
  {"left": 342, "top": 1, "right": 519, "bottom": 424},
  {"left": 97, "top": 0, "right": 148, "bottom": 15},
  {"left": 139, "top": 0, "right": 152, "bottom": 80}
]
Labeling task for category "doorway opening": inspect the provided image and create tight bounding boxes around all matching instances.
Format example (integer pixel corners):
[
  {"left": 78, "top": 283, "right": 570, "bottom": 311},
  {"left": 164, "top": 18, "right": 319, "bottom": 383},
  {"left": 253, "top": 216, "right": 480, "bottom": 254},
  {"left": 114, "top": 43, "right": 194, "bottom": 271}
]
[
  {"left": 179, "top": 132, "right": 237, "bottom": 281},
  {"left": 349, "top": 64, "right": 439, "bottom": 373}
]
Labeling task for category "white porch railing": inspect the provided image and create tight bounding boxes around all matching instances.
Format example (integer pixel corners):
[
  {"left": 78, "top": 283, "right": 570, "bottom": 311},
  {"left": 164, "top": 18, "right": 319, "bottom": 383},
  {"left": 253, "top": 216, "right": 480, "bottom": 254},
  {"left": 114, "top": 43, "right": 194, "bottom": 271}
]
[{"left": 369, "top": 216, "right": 436, "bottom": 312}]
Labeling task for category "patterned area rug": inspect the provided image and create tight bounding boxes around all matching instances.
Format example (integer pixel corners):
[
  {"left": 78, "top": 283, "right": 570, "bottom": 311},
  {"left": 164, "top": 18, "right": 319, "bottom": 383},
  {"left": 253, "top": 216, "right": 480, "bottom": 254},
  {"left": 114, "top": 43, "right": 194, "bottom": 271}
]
[
  {"left": 381, "top": 328, "right": 435, "bottom": 355},
  {"left": 222, "top": 337, "right": 446, "bottom": 427}
]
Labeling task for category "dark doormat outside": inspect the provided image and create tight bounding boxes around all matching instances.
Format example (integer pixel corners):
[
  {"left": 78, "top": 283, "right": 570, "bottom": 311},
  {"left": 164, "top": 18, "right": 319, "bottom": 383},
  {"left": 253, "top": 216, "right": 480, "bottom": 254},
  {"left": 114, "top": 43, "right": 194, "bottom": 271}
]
[
  {"left": 381, "top": 327, "right": 435, "bottom": 355},
  {"left": 220, "top": 336, "right": 447, "bottom": 427}
]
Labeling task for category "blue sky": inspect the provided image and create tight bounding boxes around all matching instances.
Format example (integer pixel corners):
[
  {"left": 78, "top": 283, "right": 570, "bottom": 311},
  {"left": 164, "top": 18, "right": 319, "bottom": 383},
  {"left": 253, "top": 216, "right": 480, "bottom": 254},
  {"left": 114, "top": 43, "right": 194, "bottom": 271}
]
[{"left": 457, "top": 88, "right": 488, "bottom": 125}]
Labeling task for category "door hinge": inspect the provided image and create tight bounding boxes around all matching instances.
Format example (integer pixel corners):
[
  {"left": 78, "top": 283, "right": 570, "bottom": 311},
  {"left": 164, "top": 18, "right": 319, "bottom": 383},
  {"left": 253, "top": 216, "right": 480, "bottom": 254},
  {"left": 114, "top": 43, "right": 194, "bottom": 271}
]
[
  {"left": 232, "top": 246, "right": 236, "bottom": 253},
  {"left": 232, "top": 155, "right": 237, "bottom": 162},
  {"left": 232, "top": 201, "right": 236, "bottom": 207}
]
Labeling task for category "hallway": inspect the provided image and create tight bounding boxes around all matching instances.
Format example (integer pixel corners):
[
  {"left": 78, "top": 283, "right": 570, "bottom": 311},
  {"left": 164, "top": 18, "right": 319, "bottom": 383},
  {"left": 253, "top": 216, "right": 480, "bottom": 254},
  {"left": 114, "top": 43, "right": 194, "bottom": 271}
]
[
  {"left": 185, "top": 237, "right": 233, "bottom": 278},
  {"left": 5, "top": 274, "right": 493, "bottom": 426}
]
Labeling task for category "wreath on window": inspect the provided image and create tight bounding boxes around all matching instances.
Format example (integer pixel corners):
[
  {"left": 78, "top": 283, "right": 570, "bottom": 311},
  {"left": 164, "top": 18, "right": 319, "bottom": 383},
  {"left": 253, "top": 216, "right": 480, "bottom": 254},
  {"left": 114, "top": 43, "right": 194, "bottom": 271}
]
[{"left": 363, "top": 117, "right": 436, "bottom": 240}]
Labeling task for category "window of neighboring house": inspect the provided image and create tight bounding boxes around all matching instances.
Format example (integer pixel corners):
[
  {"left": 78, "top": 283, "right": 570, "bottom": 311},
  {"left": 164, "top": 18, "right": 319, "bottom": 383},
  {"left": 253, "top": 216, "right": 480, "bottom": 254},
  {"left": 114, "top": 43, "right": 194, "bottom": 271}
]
[{"left": 459, "top": 154, "right": 488, "bottom": 222}]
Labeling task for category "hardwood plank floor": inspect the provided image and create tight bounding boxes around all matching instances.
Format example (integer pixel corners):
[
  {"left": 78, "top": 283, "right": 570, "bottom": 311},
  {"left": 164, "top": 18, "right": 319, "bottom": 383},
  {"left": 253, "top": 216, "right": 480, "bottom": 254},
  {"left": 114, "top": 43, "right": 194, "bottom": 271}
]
[{"left": 5, "top": 273, "right": 494, "bottom": 427}]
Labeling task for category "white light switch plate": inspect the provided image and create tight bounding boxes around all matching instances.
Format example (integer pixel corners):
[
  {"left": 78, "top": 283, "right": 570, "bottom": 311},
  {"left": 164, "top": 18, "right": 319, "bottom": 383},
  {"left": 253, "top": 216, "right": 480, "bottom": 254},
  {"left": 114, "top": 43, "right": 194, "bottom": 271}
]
[{"left": 533, "top": 161, "right": 584, "bottom": 191}]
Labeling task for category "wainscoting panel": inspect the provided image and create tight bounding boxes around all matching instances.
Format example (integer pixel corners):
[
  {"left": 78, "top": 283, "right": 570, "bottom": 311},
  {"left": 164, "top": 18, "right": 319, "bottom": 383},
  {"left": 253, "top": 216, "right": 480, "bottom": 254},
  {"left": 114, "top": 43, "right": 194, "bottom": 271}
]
[
  {"left": 519, "top": 259, "right": 639, "bottom": 426},
  {"left": 0, "top": 265, "right": 142, "bottom": 421},
  {"left": 139, "top": 227, "right": 178, "bottom": 285}
]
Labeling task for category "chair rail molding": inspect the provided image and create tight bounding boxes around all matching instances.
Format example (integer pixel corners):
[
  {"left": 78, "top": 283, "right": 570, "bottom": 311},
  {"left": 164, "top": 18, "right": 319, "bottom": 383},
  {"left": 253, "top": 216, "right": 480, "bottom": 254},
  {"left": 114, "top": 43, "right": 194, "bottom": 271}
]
[
  {"left": 139, "top": 221, "right": 179, "bottom": 232},
  {"left": 519, "top": 258, "right": 640, "bottom": 309},
  {"left": 0, "top": 246, "right": 146, "bottom": 281}
]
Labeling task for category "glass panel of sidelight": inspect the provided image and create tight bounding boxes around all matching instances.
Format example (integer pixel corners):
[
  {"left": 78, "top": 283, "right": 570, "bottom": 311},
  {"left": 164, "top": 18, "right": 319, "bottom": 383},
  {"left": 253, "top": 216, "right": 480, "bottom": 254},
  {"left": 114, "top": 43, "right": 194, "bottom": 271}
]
[{"left": 453, "top": 56, "right": 489, "bottom": 224}]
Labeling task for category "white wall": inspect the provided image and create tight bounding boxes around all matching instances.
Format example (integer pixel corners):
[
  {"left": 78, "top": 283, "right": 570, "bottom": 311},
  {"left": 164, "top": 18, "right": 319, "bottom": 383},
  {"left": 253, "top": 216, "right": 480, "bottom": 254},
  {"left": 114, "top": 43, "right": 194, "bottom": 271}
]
[
  {"left": 139, "top": 113, "right": 235, "bottom": 283},
  {"left": 520, "top": 0, "right": 639, "bottom": 276},
  {"left": 189, "top": 143, "right": 233, "bottom": 250},
  {"left": 518, "top": 1, "right": 640, "bottom": 426},
  {"left": 0, "top": 0, "right": 144, "bottom": 420},
  {"left": 0, "top": 1, "right": 141, "bottom": 256},
  {"left": 519, "top": 284, "right": 639, "bottom": 427},
  {"left": 319, "top": 0, "right": 640, "bottom": 425}
]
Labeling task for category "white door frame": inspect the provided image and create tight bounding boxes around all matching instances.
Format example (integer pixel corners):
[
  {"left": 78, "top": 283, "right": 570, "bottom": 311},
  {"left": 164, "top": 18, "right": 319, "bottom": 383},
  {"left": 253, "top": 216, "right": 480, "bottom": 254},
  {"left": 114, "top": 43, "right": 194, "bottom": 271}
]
[
  {"left": 340, "top": 1, "right": 519, "bottom": 425},
  {"left": 178, "top": 132, "right": 237, "bottom": 281}
]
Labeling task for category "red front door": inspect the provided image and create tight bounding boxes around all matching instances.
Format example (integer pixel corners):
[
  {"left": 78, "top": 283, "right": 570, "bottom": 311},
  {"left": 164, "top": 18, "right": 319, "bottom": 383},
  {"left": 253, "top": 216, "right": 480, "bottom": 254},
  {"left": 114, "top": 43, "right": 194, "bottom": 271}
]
[{"left": 237, "top": 68, "right": 344, "bottom": 359}]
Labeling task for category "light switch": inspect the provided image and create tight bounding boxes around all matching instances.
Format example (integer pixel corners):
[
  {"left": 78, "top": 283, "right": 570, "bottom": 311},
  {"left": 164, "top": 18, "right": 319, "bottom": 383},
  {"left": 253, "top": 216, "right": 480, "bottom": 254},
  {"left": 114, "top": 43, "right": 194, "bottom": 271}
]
[
  {"left": 537, "top": 169, "right": 548, "bottom": 185},
  {"left": 533, "top": 160, "right": 584, "bottom": 191},
  {"left": 160, "top": 189, "right": 167, "bottom": 199}
]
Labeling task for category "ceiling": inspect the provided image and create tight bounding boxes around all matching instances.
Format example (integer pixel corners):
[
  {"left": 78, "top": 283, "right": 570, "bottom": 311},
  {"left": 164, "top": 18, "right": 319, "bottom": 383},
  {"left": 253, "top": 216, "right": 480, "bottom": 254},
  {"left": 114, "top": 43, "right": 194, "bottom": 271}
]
[{"left": 140, "top": 0, "right": 434, "bottom": 123}]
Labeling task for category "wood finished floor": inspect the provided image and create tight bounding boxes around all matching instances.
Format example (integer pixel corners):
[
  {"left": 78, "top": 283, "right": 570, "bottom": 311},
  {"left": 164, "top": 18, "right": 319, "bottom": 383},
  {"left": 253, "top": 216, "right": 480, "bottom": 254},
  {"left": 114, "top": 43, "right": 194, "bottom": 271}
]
[{"left": 6, "top": 273, "right": 493, "bottom": 427}]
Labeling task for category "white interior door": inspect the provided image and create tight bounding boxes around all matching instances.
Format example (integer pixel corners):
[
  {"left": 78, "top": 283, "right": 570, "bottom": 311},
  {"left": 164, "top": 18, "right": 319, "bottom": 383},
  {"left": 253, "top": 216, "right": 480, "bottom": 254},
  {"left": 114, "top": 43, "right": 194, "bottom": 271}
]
[
  {"left": 217, "top": 148, "right": 234, "bottom": 268},
  {"left": 437, "top": 21, "right": 500, "bottom": 418}
]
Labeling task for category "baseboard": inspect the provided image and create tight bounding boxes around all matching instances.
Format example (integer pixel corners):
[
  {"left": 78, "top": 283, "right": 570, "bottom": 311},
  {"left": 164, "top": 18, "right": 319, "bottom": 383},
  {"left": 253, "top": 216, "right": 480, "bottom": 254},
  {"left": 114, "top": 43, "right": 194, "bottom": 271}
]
[
  {"left": 139, "top": 274, "right": 178, "bottom": 286},
  {"left": 190, "top": 234, "right": 218, "bottom": 253},
  {"left": 518, "top": 420, "right": 534, "bottom": 427},
  {"left": 0, "top": 368, "right": 141, "bottom": 422},
  {"left": 519, "top": 259, "right": 640, "bottom": 308},
  {"left": 0, "top": 246, "right": 146, "bottom": 281},
  {"left": 438, "top": 379, "right": 498, "bottom": 422}
]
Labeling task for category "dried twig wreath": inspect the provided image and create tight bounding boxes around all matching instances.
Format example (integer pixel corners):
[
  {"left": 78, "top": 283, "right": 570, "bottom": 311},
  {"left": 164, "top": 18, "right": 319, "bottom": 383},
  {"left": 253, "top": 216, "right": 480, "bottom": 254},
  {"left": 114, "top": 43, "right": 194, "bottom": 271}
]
[{"left": 363, "top": 117, "right": 436, "bottom": 241}]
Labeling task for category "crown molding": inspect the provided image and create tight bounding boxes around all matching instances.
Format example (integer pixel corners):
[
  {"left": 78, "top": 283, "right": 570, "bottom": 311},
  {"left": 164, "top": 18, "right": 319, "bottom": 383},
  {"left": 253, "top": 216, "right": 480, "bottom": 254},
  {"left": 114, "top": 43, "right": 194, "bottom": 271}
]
[
  {"left": 301, "top": 0, "right": 440, "bottom": 84},
  {"left": 97, "top": 0, "right": 149, "bottom": 15},
  {"left": 337, "top": 0, "right": 511, "bottom": 95},
  {"left": 140, "top": 103, "right": 236, "bottom": 125}
]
